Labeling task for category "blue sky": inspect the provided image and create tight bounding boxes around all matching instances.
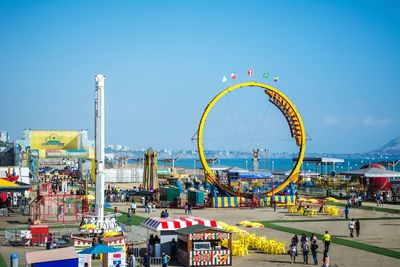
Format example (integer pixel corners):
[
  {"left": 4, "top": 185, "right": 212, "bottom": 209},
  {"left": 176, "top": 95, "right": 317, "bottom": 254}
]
[{"left": 0, "top": 0, "right": 399, "bottom": 153}]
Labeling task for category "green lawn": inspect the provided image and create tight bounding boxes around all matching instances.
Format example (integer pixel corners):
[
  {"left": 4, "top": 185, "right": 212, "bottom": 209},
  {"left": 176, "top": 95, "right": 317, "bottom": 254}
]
[
  {"left": 105, "top": 208, "right": 145, "bottom": 226},
  {"left": 328, "top": 202, "right": 400, "bottom": 214},
  {"left": 263, "top": 216, "right": 400, "bottom": 224},
  {"left": 260, "top": 221, "right": 400, "bottom": 259},
  {"left": 0, "top": 253, "right": 6, "bottom": 267}
]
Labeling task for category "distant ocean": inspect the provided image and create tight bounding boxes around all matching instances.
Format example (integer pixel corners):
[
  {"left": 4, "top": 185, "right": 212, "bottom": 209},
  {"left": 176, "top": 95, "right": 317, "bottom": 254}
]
[{"left": 130, "top": 158, "right": 400, "bottom": 173}]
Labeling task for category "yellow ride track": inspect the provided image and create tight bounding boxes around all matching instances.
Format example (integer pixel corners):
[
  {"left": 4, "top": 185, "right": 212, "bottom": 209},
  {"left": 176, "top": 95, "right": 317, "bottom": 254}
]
[{"left": 197, "top": 82, "right": 306, "bottom": 197}]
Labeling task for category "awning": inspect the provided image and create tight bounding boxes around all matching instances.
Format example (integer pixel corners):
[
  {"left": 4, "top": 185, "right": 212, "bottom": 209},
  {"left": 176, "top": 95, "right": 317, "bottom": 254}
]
[
  {"left": 340, "top": 167, "right": 400, "bottom": 178},
  {"left": 238, "top": 171, "right": 273, "bottom": 179},
  {"left": 78, "top": 244, "right": 122, "bottom": 254},
  {"left": 0, "top": 179, "right": 31, "bottom": 192},
  {"left": 141, "top": 216, "right": 219, "bottom": 231}
]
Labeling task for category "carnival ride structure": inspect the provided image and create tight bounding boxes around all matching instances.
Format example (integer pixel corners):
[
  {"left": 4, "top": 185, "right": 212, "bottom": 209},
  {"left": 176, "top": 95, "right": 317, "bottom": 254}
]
[{"left": 197, "top": 82, "right": 306, "bottom": 198}]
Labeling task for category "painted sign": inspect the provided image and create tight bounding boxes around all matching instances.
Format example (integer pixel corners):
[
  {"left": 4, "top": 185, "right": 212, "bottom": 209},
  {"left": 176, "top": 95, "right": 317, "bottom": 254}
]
[
  {"left": 30, "top": 131, "right": 80, "bottom": 150},
  {"left": 46, "top": 149, "right": 89, "bottom": 158},
  {"left": 191, "top": 232, "right": 230, "bottom": 241},
  {"left": 190, "top": 249, "right": 231, "bottom": 266},
  {"left": 107, "top": 252, "right": 126, "bottom": 267}
]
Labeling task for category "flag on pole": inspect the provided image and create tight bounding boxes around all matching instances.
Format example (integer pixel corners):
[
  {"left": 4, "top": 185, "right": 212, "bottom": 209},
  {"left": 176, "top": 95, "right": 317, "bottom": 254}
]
[
  {"left": 273, "top": 76, "right": 279, "bottom": 82},
  {"left": 231, "top": 73, "right": 237, "bottom": 79},
  {"left": 222, "top": 76, "right": 228, "bottom": 83},
  {"left": 263, "top": 72, "right": 270, "bottom": 79},
  {"left": 247, "top": 69, "right": 254, "bottom": 77}
]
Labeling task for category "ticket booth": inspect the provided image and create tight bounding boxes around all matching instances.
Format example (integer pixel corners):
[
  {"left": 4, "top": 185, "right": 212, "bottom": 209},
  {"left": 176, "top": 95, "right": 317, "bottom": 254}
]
[
  {"left": 176, "top": 225, "right": 232, "bottom": 267},
  {"left": 140, "top": 216, "right": 220, "bottom": 257}
]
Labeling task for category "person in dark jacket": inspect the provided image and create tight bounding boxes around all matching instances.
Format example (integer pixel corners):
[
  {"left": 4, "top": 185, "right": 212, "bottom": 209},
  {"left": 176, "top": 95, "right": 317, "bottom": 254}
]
[{"left": 355, "top": 219, "right": 361, "bottom": 237}]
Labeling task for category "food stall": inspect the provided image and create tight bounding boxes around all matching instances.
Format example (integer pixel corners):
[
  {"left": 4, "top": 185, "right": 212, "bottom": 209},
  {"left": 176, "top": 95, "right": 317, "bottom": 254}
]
[
  {"left": 176, "top": 225, "right": 232, "bottom": 266},
  {"left": 140, "top": 216, "right": 219, "bottom": 257}
]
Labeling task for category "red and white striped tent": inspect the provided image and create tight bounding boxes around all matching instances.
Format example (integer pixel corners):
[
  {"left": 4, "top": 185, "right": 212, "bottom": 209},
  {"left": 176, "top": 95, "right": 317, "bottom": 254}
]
[{"left": 141, "top": 216, "right": 220, "bottom": 232}]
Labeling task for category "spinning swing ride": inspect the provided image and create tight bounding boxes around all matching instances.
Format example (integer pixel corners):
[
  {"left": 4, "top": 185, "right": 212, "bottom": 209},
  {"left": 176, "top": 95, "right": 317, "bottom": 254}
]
[{"left": 196, "top": 81, "right": 306, "bottom": 198}]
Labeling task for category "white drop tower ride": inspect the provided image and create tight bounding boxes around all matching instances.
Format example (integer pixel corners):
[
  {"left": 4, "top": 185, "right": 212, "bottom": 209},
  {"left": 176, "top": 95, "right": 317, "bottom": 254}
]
[{"left": 95, "top": 74, "right": 105, "bottom": 221}]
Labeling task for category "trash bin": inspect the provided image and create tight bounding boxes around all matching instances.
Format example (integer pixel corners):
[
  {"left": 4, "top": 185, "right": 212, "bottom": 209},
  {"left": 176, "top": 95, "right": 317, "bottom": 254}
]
[{"left": 10, "top": 253, "right": 19, "bottom": 267}]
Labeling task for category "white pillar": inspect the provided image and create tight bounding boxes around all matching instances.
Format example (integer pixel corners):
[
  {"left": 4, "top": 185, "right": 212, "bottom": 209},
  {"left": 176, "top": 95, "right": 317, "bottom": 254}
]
[{"left": 95, "top": 74, "right": 105, "bottom": 220}]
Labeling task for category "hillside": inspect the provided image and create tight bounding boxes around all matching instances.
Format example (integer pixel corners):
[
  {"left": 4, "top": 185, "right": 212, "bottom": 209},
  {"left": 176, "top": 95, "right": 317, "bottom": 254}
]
[{"left": 369, "top": 136, "right": 400, "bottom": 156}]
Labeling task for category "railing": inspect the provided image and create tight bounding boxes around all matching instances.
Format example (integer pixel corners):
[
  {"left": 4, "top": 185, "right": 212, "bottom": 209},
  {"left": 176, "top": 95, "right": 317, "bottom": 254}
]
[{"left": 136, "top": 257, "right": 163, "bottom": 266}]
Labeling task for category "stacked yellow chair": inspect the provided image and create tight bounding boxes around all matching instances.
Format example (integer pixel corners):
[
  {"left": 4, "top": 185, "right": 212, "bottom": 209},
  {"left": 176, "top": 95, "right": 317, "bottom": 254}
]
[{"left": 217, "top": 221, "right": 286, "bottom": 256}]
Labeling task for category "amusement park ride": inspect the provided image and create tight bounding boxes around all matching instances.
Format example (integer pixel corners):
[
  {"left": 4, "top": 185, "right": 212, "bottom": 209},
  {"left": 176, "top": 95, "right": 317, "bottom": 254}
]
[{"left": 196, "top": 82, "right": 306, "bottom": 198}]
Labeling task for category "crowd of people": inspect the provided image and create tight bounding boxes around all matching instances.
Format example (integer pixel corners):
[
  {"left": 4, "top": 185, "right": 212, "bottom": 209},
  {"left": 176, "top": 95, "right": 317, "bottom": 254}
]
[{"left": 289, "top": 232, "right": 326, "bottom": 265}]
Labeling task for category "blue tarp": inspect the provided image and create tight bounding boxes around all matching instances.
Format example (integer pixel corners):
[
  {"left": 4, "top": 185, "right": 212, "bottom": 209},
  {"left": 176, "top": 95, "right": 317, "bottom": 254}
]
[{"left": 238, "top": 172, "right": 273, "bottom": 179}]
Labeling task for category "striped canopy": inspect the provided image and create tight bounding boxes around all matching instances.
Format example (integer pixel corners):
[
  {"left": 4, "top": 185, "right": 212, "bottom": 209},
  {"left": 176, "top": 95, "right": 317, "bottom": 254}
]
[{"left": 141, "top": 216, "right": 219, "bottom": 231}]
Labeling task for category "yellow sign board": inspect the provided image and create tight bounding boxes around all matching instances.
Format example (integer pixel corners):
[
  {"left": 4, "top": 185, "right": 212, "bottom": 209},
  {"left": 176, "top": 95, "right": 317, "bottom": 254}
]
[{"left": 30, "top": 131, "right": 80, "bottom": 150}]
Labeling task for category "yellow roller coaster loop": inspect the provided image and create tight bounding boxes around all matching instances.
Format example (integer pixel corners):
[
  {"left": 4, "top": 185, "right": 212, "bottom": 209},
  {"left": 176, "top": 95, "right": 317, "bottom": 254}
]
[{"left": 197, "top": 82, "right": 306, "bottom": 197}]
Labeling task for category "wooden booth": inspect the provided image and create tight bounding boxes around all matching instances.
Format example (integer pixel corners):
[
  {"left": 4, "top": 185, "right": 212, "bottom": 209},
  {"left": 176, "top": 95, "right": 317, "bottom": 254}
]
[
  {"left": 176, "top": 225, "right": 232, "bottom": 267},
  {"left": 141, "top": 216, "right": 219, "bottom": 258}
]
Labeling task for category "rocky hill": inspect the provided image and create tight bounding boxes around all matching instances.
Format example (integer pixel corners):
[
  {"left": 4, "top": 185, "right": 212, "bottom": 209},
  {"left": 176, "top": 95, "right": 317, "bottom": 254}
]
[{"left": 369, "top": 136, "right": 400, "bottom": 156}]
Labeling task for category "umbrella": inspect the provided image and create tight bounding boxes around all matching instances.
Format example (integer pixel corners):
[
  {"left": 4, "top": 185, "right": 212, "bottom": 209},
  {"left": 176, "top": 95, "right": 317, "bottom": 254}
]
[
  {"left": 340, "top": 167, "right": 400, "bottom": 178},
  {"left": 104, "top": 202, "right": 112, "bottom": 208},
  {"left": 324, "top": 197, "right": 337, "bottom": 202},
  {"left": 80, "top": 223, "right": 98, "bottom": 230},
  {"left": 0, "top": 179, "right": 31, "bottom": 192},
  {"left": 103, "top": 231, "right": 120, "bottom": 237},
  {"left": 78, "top": 244, "right": 122, "bottom": 254}
]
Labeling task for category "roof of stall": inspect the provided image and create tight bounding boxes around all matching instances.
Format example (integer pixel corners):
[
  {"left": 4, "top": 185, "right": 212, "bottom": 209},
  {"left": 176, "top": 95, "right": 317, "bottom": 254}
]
[
  {"left": 175, "top": 225, "right": 229, "bottom": 235},
  {"left": 141, "top": 216, "right": 220, "bottom": 231}
]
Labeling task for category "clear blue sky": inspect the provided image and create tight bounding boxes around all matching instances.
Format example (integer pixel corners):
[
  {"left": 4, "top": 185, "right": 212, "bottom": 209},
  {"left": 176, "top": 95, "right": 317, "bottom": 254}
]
[{"left": 1, "top": 0, "right": 399, "bottom": 153}]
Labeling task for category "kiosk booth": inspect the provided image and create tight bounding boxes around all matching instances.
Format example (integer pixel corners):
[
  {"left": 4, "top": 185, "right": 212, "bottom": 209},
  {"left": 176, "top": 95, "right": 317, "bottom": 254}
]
[
  {"left": 176, "top": 225, "right": 232, "bottom": 266},
  {"left": 140, "top": 216, "right": 219, "bottom": 257}
]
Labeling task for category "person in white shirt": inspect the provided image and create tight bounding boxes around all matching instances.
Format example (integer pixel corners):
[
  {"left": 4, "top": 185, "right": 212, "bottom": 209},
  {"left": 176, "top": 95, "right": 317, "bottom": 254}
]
[
  {"left": 348, "top": 219, "right": 355, "bottom": 238},
  {"left": 131, "top": 201, "right": 136, "bottom": 214}
]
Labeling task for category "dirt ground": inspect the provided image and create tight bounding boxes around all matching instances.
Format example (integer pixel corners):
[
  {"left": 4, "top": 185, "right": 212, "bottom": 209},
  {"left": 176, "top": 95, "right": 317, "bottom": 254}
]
[{"left": 1, "top": 203, "right": 399, "bottom": 266}]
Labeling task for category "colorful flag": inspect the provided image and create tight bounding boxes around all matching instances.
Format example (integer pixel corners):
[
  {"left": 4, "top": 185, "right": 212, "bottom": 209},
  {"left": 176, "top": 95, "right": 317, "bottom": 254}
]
[
  {"left": 263, "top": 72, "right": 270, "bottom": 79},
  {"left": 247, "top": 69, "right": 254, "bottom": 77},
  {"left": 222, "top": 76, "right": 228, "bottom": 83},
  {"left": 273, "top": 76, "right": 279, "bottom": 82},
  {"left": 231, "top": 73, "right": 237, "bottom": 79}
]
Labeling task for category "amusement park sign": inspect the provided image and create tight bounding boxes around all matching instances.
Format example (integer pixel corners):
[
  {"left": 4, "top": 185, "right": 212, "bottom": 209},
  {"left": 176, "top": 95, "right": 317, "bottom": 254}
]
[
  {"left": 46, "top": 150, "right": 89, "bottom": 159},
  {"left": 29, "top": 130, "right": 80, "bottom": 150}
]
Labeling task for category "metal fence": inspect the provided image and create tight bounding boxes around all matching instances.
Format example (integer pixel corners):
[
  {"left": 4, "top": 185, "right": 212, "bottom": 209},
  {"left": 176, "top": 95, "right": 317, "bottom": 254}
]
[
  {"left": 4, "top": 228, "right": 73, "bottom": 248},
  {"left": 136, "top": 257, "right": 163, "bottom": 266}
]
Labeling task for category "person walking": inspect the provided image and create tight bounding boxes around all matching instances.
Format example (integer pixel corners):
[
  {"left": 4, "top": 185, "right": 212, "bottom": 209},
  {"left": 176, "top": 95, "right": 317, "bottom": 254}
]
[
  {"left": 143, "top": 252, "right": 150, "bottom": 267},
  {"left": 310, "top": 238, "right": 319, "bottom": 265},
  {"left": 322, "top": 251, "right": 329, "bottom": 267},
  {"left": 289, "top": 239, "right": 297, "bottom": 264},
  {"left": 131, "top": 201, "right": 136, "bottom": 214},
  {"left": 127, "top": 208, "right": 132, "bottom": 223},
  {"left": 348, "top": 219, "right": 355, "bottom": 238},
  {"left": 344, "top": 206, "right": 349, "bottom": 220},
  {"left": 46, "top": 233, "right": 53, "bottom": 250},
  {"left": 161, "top": 252, "right": 171, "bottom": 267},
  {"left": 301, "top": 238, "right": 310, "bottom": 264},
  {"left": 293, "top": 234, "right": 299, "bottom": 246},
  {"left": 128, "top": 254, "right": 135, "bottom": 267},
  {"left": 323, "top": 231, "right": 331, "bottom": 253},
  {"left": 355, "top": 219, "right": 360, "bottom": 237},
  {"left": 188, "top": 203, "right": 193, "bottom": 215}
]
